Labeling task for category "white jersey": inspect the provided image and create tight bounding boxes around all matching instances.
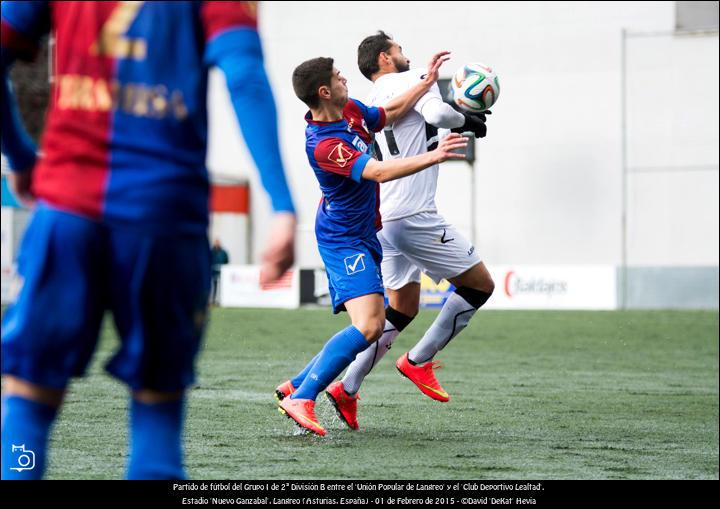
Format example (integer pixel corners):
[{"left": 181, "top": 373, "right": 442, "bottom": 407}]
[{"left": 366, "top": 68, "right": 444, "bottom": 221}]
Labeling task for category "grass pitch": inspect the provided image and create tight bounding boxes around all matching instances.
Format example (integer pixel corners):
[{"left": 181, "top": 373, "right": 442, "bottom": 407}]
[{"left": 39, "top": 308, "right": 719, "bottom": 479}]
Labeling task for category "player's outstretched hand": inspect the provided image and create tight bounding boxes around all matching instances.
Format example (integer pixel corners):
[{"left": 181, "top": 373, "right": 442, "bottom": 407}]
[
  {"left": 8, "top": 170, "right": 36, "bottom": 208},
  {"left": 433, "top": 133, "right": 469, "bottom": 163},
  {"left": 422, "top": 51, "right": 451, "bottom": 87},
  {"left": 259, "top": 212, "right": 296, "bottom": 286}
]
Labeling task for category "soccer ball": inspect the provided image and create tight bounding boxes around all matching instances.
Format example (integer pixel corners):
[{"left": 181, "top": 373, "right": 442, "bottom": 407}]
[{"left": 449, "top": 62, "right": 500, "bottom": 113}]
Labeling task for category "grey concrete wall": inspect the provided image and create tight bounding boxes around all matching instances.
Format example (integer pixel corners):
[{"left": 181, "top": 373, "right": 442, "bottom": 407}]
[{"left": 620, "top": 266, "right": 719, "bottom": 309}]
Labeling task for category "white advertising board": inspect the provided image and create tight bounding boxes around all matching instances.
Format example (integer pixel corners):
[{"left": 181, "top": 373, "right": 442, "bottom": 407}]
[
  {"left": 482, "top": 266, "right": 617, "bottom": 310},
  {"left": 220, "top": 265, "right": 299, "bottom": 309}
]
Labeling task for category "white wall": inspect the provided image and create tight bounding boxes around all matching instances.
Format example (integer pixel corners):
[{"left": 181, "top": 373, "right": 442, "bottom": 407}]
[
  {"left": 206, "top": 1, "right": 719, "bottom": 269},
  {"left": 209, "top": 213, "right": 249, "bottom": 265},
  {"left": 625, "top": 31, "right": 719, "bottom": 266}
]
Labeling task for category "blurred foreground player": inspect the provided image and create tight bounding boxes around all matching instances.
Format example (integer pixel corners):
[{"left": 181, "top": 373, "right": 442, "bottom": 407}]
[
  {"left": 274, "top": 53, "right": 469, "bottom": 436},
  {"left": 1, "top": 1, "right": 295, "bottom": 479}
]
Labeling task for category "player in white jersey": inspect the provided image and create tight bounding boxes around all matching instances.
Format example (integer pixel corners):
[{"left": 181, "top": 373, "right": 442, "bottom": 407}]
[{"left": 324, "top": 31, "right": 495, "bottom": 430}]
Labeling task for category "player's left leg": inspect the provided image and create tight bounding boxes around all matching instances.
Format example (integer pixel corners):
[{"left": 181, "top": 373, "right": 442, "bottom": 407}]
[
  {"left": 327, "top": 290, "right": 415, "bottom": 430},
  {"left": 127, "top": 389, "right": 186, "bottom": 480},
  {"left": 338, "top": 284, "right": 418, "bottom": 395},
  {"left": 1, "top": 204, "right": 108, "bottom": 479},
  {"left": 105, "top": 229, "right": 210, "bottom": 479},
  {"left": 339, "top": 226, "right": 422, "bottom": 400},
  {"left": 339, "top": 288, "right": 417, "bottom": 394},
  {"left": 396, "top": 262, "right": 493, "bottom": 403},
  {"left": 289, "top": 292, "right": 384, "bottom": 401},
  {"left": 274, "top": 356, "right": 319, "bottom": 401},
  {"left": 387, "top": 212, "right": 494, "bottom": 401},
  {"left": 280, "top": 293, "right": 382, "bottom": 435},
  {"left": 407, "top": 261, "right": 494, "bottom": 366},
  {"left": 1, "top": 377, "right": 65, "bottom": 480},
  {"left": 278, "top": 237, "right": 384, "bottom": 435}
]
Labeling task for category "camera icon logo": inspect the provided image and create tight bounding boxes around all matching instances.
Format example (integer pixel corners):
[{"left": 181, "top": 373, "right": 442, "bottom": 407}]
[{"left": 10, "top": 444, "right": 36, "bottom": 472}]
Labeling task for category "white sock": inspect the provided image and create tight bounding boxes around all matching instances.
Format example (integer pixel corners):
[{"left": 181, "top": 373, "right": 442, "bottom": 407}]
[
  {"left": 342, "top": 320, "right": 400, "bottom": 395},
  {"left": 408, "top": 292, "right": 477, "bottom": 364}
]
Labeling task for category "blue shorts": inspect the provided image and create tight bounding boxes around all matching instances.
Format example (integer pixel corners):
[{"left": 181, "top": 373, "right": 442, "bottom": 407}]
[
  {"left": 317, "top": 235, "right": 384, "bottom": 314},
  {"left": 1, "top": 203, "right": 211, "bottom": 392}
]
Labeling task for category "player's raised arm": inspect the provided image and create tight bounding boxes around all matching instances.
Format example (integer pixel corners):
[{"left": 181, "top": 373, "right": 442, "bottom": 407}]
[
  {"left": 362, "top": 133, "right": 467, "bottom": 183},
  {"left": 382, "top": 50, "right": 451, "bottom": 125},
  {"left": 202, "top": 2, "right": 296, "bottom": 284}
]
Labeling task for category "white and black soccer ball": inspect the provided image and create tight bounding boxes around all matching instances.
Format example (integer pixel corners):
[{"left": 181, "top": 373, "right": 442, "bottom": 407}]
[{"left": 449, "top": 63, "right": 500, "bottom": 113}]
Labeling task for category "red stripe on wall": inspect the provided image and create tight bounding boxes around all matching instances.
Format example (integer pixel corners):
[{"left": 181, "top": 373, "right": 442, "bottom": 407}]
[{"left": 210, "top": 183, "right": 249, "bottom": 213}]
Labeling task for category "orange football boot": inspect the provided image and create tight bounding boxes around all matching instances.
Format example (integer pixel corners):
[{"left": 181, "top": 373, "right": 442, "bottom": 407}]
[
  {"left": 274, "top": 380, "right": 296, "bottom": 402},
  {"left": 325, "top": 381, "right": 360, "bottom": 430},
  {"left": 395, "top": 352, "right": 450, "bottom": 402},
  {"left": 278, "top": 397, "right": 326, "bottom": 436}
]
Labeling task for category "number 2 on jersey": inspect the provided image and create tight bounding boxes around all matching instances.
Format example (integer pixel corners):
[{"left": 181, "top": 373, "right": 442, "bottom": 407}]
[{"left": 90, "top": 1, "right": 146, "bottom": 60}]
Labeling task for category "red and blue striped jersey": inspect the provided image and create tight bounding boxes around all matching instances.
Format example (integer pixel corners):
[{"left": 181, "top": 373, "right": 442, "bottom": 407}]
[
  {"left": 1, "top": 1, "right": 259, "bottom": 233},
  {"left": 305, "top": 98, "right": 386, "bottom": 244}
]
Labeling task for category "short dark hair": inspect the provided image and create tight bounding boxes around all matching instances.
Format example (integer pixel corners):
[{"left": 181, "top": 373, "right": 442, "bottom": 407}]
[
  {"left": 357, "top": 31, "right": 394, "bottom": 80},
  {"left": 292, "top": 57, "right": 334, "bottom": 108}
]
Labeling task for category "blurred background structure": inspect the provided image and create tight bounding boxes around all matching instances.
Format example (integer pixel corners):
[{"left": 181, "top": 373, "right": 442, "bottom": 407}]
[{"left": 3, "top": 1, "right": 718, "bottom": 309}]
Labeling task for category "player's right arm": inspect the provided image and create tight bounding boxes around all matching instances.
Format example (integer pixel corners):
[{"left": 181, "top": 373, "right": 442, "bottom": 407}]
[
  {"left": 361, "top": 133, "right": 468, "bottom": 183},
  {"left": 201, "top": 1, "right": 295, "bottom": 283},
  {"left": 417, "top": 94, "right": 465, "bottom": 128},
  {"left": 314, "top": 135, "right": 467, "bottom": 185},
  {"left": 1, "top": 0, "right": 50, "bottom": 206}
]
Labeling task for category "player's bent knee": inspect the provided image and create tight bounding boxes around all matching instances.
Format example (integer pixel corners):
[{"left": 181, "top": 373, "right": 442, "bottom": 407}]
[
  {"left": 455, "top": 286, "right": 493, "bottom": 309},
  {"left": 353, "top": 319, "right": 385, "bottom": 343},
  {"left": 453, "top": 263, "right": 495, "bottom": 294},
  {"left": 481, "top": 277, "right": 495, "bottom": 295},
  {"left": 368, "top": 321, "right": 385, "bottom": 342},
  {"left": 469, "top": 270, "right": 494, "bottom": 294},
  {"left": 3, "top": 376, "right": 66, "bottom": 407},
  {"left": 133, "top": 389, "right": 184, "bottom": 404}
]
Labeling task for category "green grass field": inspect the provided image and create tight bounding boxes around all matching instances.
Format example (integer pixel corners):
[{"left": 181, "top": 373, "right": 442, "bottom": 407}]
[{"left": 35, "top": 308, "right": 719, "bottom": 479}]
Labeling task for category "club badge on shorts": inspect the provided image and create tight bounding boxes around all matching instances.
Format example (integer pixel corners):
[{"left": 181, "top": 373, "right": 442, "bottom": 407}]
[{"left": 344, "top": 253, "right": 366, "bottom": 275}]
